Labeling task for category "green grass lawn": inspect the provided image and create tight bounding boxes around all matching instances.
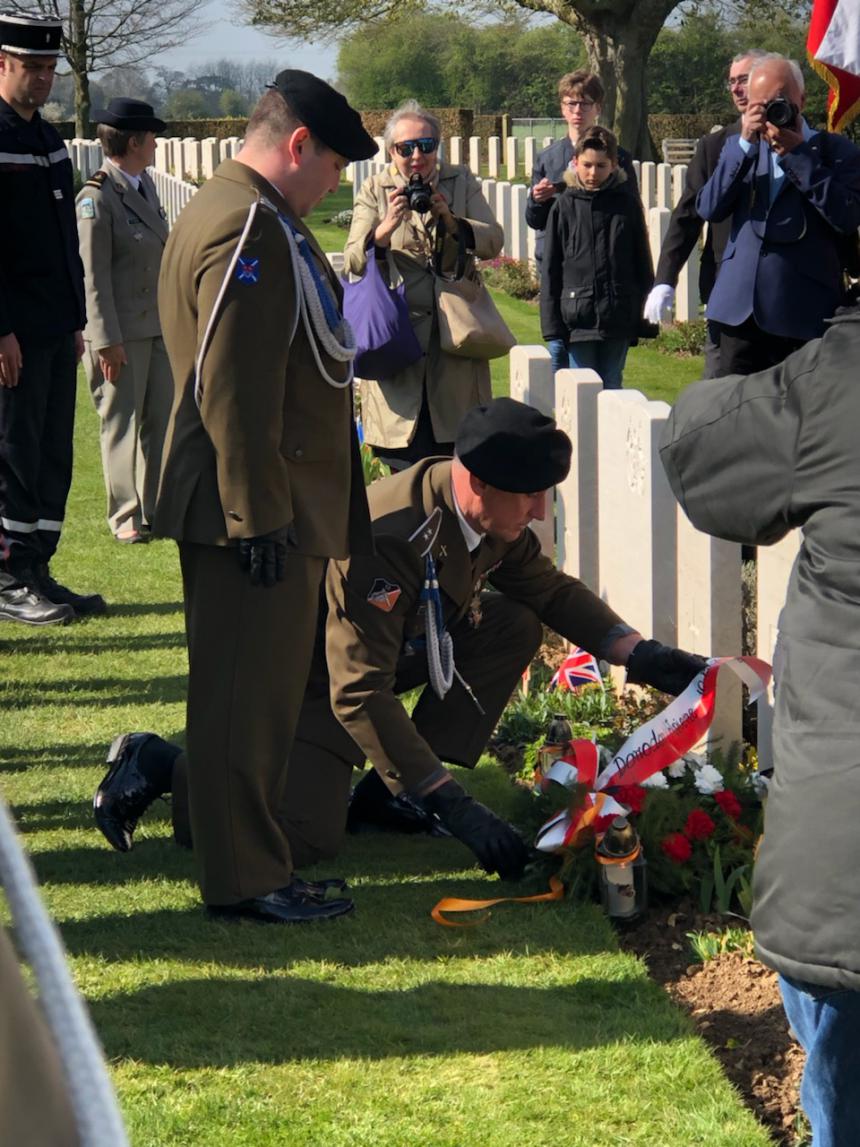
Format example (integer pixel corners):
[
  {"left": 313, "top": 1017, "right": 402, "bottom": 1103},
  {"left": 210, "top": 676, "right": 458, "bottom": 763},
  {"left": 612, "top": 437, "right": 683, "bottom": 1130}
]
[{"left": 0, "top": 368, "right": 768, "bottom": 1145}]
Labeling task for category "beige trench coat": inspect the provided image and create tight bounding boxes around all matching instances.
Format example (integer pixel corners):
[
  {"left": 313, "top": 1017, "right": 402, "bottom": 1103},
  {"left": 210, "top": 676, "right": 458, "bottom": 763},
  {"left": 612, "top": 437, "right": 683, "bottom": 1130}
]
[{"left": 344, "top": 161, "right": 504, "bottom": 449}]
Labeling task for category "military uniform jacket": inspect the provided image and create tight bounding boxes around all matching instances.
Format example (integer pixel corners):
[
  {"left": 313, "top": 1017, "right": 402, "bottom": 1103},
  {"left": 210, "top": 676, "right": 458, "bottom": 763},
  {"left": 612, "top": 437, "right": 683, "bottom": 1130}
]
[
  {"left": 660, "top": 308, "right": 860, "bottom": 990},
  {"left": 155, "top": 159, "right": 371, "bottom": 554},
  {"left": 0, "top": 98, "right": 85, "bottom": 338},
  {"left": 325, "top": 458, "right": 625, "bottom": 789},
  {"left": 76, "top": 163, "right": 168, "bottom": 348}
]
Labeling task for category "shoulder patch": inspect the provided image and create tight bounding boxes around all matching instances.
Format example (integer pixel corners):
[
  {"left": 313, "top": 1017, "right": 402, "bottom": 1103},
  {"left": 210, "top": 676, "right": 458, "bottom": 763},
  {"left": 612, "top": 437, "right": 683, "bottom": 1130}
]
[
  {"left": 408, "top": 506, "right": 442, "bottom": 557},
  {"left": 84, "top": 170, "right": 107, "bottom": 189},
  {"left": 367, "top": 578, "right": 401, "bottom": 612},
  {"left": 236, "top": 256, "right": 260, "bottom": 284},
  {"left": 78, "top": 197, "right": 95, "bottom": 219}
]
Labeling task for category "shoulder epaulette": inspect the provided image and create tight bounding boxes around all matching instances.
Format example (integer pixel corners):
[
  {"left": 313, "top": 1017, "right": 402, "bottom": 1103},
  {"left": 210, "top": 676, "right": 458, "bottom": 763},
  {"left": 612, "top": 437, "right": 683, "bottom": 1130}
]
[
  {"left": 408, "top": 507, "right": 443, "bottom": 557},
  {"left": 84, "top": 170, "right": 107, "bottom": 189}
]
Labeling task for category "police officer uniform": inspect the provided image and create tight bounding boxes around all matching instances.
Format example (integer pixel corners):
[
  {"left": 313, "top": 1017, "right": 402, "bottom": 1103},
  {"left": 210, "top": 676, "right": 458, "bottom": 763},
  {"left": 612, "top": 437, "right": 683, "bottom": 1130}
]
[
  {"left": 154, "top": 70, "right": 376, "bottom": 917},
  {"left": 77, "top": 98, "right": 173, "bottom": 541},
  {"left": 0, "top": 12, "right": 103, "bottom": 623}
]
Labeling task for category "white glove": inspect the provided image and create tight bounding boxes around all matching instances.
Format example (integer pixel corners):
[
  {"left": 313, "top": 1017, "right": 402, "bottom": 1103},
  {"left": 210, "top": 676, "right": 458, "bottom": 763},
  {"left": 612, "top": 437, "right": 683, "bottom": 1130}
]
[{"left": 644, "top": 284, "right": 675, "bottom": 325}]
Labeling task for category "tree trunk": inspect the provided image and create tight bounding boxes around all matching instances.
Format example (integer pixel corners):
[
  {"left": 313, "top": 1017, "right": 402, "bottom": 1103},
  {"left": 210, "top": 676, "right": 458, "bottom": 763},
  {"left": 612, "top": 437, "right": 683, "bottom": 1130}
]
[{"left": 68, "top": 0, "right": 90, "bottom": 137}]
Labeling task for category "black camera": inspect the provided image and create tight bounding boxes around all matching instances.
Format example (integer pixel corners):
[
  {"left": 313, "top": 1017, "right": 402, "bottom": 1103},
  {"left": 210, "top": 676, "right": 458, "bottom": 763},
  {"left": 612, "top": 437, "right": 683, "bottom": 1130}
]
[
  {"left": 405, "top": 173, "right": 433, "bottom": 214},
  {"left": 765, "top": 97, "right": 799, "bottom": 128}
]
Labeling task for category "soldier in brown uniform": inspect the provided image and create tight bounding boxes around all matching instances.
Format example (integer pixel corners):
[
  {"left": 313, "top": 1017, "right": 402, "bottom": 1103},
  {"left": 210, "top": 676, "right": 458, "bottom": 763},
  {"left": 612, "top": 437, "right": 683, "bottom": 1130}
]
[
  {"left": 95, "top": 400, "right": 706, "bottom": 884},
  {"left": 148, "top": 71, "right": 376, "bottom": 924}
]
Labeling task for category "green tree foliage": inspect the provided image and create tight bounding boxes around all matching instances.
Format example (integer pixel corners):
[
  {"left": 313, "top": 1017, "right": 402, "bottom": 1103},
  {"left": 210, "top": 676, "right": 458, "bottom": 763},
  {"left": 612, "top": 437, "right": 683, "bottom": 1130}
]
[
  {"left": 219, "top": 88, "right": 249, "bottom": 116},
  {"left": 162, "top": 89, "right": 210, "bottom": 119},
  {"left": 337, "top": 15, "right": 585, "bottom": 114}
]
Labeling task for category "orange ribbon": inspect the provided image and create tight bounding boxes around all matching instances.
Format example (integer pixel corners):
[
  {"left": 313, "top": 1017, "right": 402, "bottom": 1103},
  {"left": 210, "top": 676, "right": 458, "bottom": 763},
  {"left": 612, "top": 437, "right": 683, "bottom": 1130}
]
[{"left": 431, "top": 875, "right": 565, "bottom": 927}]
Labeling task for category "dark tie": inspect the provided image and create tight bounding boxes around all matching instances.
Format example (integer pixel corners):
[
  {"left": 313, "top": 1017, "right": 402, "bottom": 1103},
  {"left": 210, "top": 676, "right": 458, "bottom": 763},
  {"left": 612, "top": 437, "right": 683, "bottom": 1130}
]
[{"left": 138, "top": 180, "right": 148, "bottom": 203}]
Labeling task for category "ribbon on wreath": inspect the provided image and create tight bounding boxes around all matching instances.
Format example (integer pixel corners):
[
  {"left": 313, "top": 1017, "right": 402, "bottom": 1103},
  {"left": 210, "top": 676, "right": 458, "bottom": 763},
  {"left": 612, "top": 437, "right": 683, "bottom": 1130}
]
[
  {"left": 430, "top": 654, "right": 771, "bottom": 926},
  {"left": 535, "top": 655, "right": 771, "bottom": 852}
]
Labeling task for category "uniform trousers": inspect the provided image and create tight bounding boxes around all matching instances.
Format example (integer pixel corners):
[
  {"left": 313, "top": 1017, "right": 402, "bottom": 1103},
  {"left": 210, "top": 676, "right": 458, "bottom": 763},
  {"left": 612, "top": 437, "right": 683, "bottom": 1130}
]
[
  {"left": 0, "top": 926, "right": 79, "bottom": 1147},
  {"left": 178, "top": 542, "right": 324, "bottom": 906},
  {"left": 0, "top": 332, "right": 76, "bottom": 566},
  {"left": 173, "top": 593, "right": 542, "bottom": 867},
  {"left": 85, "top": 336, "right": 173, "bottom": 537}
]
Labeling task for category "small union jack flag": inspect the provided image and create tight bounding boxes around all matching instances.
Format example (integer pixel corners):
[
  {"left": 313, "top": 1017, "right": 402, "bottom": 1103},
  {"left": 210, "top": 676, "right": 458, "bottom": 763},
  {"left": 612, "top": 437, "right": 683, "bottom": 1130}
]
[{"left": 550, "top": 647, "right": 603, "bottom": 691}]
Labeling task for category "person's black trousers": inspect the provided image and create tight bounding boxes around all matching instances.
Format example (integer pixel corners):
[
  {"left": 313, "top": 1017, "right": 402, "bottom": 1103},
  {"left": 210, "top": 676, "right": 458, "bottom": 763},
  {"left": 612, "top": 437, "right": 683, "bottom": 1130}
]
[{"left": 0, "top": 333, "right": 77, "bottom": 567}]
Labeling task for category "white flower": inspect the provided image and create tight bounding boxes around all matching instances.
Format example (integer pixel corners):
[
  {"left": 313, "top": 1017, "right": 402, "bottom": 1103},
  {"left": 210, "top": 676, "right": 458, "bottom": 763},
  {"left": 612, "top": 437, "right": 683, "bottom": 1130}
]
[
  {"left": 752, "top": 771, "right": 771, "bottom": 798},
  {"left": 667, "top": 758, "right": 687, "bottom": 779},
  {"left": 693, "top": 763, "right": 725, "bottom": 795},
  {"left": 683, "top": 752, "right": 707, "bottom": 769},
  {"left": 641, "top": 771, "right": 669, "bottom": 789}
]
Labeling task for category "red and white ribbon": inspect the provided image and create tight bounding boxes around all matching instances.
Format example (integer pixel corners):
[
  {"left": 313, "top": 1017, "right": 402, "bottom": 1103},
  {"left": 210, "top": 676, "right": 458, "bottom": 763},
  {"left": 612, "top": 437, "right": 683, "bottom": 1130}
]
[{"left": 535, "top": 655, "right": 771, "bottom": 853}]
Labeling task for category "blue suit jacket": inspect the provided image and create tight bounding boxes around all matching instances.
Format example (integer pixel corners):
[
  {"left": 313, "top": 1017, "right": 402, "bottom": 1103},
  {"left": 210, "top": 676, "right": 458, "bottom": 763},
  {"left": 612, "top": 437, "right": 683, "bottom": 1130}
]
[{"left": 697, "top": 131, "right": 860, "bottom": 340}]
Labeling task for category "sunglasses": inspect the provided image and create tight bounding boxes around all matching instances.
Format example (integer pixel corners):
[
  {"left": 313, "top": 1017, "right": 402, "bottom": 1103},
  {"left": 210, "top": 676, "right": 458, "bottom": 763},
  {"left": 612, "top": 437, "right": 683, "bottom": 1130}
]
[{"left": 393, "top": 137, "right": 439, "bottom": 158}]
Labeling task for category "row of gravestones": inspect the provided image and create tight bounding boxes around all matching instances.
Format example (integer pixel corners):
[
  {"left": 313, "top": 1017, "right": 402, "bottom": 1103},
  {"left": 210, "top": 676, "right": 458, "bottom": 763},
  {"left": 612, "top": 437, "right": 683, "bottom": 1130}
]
[{"left": 508, "top": 345, "right": 799, "bottom": 764}]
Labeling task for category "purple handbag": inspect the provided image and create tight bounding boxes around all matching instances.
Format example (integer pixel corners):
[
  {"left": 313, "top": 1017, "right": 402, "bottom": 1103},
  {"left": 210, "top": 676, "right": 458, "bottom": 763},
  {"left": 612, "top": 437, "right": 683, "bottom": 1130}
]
[{"left": 341, "top": 249, "right": 423, "bottom": 379}]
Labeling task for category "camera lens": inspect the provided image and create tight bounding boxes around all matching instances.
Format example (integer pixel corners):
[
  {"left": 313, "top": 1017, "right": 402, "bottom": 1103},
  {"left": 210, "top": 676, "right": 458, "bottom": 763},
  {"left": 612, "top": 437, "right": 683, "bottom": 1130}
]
[{"left": 765, "top": 98, "right": 795, "bottom": 128}]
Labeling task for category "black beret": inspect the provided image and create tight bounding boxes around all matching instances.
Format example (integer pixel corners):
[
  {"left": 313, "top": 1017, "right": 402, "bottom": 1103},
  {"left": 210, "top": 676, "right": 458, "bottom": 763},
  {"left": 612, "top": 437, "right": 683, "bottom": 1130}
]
[
  {"left": 0, "top": 10, "right": 62, "bottom": 56},
  {"left": 455, "top": 398, "right": 572, "bottom": 492},
  {"left": 92, "top": 98, "right": 166, "bottom": 133},
  {"left": 268, "top": 69, "right": 377, "bottom": 162}
]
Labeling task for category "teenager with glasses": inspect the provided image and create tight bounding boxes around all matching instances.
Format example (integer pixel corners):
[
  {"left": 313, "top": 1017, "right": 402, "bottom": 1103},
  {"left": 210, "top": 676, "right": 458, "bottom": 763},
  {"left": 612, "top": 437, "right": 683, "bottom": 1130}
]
[
  {"left": 526, "top": 70, "right": 637, "bottom": 373},
  {"left": 344, "top": 99, "right": 504, "bottom": 470}
]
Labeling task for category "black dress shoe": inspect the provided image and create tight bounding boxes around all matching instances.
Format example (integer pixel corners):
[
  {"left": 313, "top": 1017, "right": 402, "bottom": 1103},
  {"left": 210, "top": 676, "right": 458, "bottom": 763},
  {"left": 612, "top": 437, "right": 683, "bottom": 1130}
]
[
  {"left": 32, "top": 562, "right": 107, "bottom": 616},
  {"left": 346, "top": 768, "right": 451, "bottom": 837},
  {"left": 292, "top": 876, "right": 348, "bottom": 902},
  {"left": 93, "top": 732, "right": 174, "bottom": 851},
  {"left": 208, "top": 882, "right": 355, "bottom": 924},
  {"left": 0, "top": 580, "right": 74, "bottom": 625}
]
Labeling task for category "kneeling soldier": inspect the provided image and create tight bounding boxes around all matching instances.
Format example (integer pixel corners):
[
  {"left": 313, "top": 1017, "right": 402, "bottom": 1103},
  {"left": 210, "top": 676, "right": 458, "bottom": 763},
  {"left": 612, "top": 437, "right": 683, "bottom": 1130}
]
[{"left": 94, "top": 399, "right": 706, "bottom": 883}]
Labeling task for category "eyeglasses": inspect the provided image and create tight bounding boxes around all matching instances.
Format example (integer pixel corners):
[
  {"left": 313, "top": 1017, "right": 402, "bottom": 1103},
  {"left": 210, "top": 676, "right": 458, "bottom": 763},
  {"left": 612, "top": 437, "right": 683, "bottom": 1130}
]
[
  {"left": 393, "top": 137, "right": 439, "bottom": 158},
  {"left": 726, "top": 74, "right": 749, "bottom": 90},
  {"left": 562, "top": 99, "right": 596, "bottom": 109}
]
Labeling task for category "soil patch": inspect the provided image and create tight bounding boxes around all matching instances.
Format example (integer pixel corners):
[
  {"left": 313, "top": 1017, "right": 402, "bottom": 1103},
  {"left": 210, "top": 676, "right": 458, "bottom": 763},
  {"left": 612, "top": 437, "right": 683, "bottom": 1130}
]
[{"left": 618, "top": 902, "right": 806, "bottom": 1144}]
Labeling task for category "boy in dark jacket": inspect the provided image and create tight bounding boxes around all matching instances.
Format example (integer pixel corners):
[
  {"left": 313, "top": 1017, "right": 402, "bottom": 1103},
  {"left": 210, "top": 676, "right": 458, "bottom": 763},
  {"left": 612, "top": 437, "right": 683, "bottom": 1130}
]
[{"left": 540, "top": 127, "right": 653, "bottom": 388}]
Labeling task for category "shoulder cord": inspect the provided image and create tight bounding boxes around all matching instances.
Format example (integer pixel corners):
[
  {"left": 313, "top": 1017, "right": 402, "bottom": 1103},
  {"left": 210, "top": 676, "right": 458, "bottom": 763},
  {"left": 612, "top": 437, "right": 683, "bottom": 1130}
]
[
  {"left": 421, "top": 553, "right": 485, "bottom": 715},
  {"left": 194, "top": 197, "right": 354, "bottom": 409},
  {"left": 0, "top": 798, "right": 130, "bottom": 1147}
]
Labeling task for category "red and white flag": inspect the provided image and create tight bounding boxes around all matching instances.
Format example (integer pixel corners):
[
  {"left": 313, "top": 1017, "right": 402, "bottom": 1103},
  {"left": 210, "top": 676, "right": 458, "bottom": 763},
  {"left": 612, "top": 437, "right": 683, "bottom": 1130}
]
[{"left": 809, "top": 0, "right": 860, "bottom": 130}]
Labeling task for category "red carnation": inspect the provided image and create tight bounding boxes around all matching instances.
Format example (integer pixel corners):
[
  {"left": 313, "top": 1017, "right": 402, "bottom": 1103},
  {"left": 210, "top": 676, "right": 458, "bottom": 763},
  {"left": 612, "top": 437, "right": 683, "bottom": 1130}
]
[
  {"left": 684, "top": 809, "right": 716, "bottom": 841},
  {"left": 614, "top": 784, "right": 647, "bottom": 815},
  {"left": 714, "top": 790, "right": 742, "bottom": 820},
  {"left": 593, "top": 814, "right": 618, "bottom": 834},
  {"left": 661, "top": 832, "right": 692, "bottom": 864}
]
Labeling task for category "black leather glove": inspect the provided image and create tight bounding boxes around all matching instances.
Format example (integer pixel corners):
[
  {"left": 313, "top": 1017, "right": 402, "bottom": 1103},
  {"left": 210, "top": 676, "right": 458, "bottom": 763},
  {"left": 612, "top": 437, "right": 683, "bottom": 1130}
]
[
  {"left": 421, "top": 778, "right": 530, "bottom": 881},
  {"left": 237, "top": 526, "right": 290, "bottom": 587},
  {"left": 625, "top": 639, "right": 708, "bottom": 696}
]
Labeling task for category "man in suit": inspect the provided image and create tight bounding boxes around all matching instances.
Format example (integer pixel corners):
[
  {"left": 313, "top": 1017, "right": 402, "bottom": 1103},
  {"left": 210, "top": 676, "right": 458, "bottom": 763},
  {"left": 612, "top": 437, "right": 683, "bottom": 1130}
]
[
  {"left": 152, "top": 70, "right": 377, "bottom": 925},
  {"left": 77, "top": 98, "right": 173, "bottom": 543},
  {"left": 697, "top": 53, "right": 860, "bottom": 377},
  {"left": 644, "top": 50, "right": 765, "bottom": 378},
  {"left": 94, "top": 400, "right": 707, "bottom": 885},
  {"left": 525, "top": 70, "right": 637, "bottom": 372}
]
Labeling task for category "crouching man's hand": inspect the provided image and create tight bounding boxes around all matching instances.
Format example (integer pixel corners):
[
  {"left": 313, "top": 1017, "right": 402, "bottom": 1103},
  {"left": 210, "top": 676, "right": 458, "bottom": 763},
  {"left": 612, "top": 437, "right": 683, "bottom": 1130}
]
[
  {"left": 625, "top": 638, "right": 708, "bottom": 696},
  {"left": 421, "top": 776, "right": 530, "bottom": 880}
]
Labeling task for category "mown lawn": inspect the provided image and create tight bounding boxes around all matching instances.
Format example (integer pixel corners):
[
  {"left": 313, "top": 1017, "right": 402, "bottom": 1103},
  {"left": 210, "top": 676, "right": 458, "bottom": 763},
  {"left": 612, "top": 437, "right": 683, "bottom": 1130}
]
[{"left": 0, "top": 363, "right": 766, "bottom": 1146}]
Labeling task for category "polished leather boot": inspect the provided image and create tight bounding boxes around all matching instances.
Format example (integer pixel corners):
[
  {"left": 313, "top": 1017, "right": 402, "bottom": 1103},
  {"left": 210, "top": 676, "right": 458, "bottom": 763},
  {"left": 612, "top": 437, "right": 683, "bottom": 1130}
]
[
  {"left": 31, "top": 561, "right": 107, "bottom": 617},
  {"left": 0, "top": 575, "right": 73, "bottom": 625},
  {"left": 93, "top": 733, "right": 180, "bottom": 851},
  {"left": 208, "top": 880, "right": 354, "bottom": 924}
]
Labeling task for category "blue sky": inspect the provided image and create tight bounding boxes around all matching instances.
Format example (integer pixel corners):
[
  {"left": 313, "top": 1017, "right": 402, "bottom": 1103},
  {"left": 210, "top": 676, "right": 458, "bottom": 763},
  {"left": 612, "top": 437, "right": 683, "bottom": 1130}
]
[{"left": 157, "top": 0, "right": 340, "bottom": 82}]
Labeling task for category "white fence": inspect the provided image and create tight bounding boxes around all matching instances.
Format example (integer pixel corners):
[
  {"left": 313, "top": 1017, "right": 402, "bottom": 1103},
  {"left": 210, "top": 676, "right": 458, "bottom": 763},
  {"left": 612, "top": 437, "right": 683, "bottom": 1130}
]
[{"left": 511, "top": 346, "right": 799, "bottom": 757}]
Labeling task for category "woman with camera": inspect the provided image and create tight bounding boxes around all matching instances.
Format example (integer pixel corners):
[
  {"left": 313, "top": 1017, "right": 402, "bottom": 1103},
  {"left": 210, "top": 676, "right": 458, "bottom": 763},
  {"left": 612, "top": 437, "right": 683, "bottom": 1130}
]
[{"left": 344, "top": 100, "right": 504, "bottom": 468}]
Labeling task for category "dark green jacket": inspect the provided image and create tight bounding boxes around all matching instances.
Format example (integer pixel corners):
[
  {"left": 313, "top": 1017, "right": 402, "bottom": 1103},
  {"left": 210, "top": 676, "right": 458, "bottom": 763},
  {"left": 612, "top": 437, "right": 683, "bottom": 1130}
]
[{"left": 660, "top": 307, "right": 860, "bottom": 989}]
